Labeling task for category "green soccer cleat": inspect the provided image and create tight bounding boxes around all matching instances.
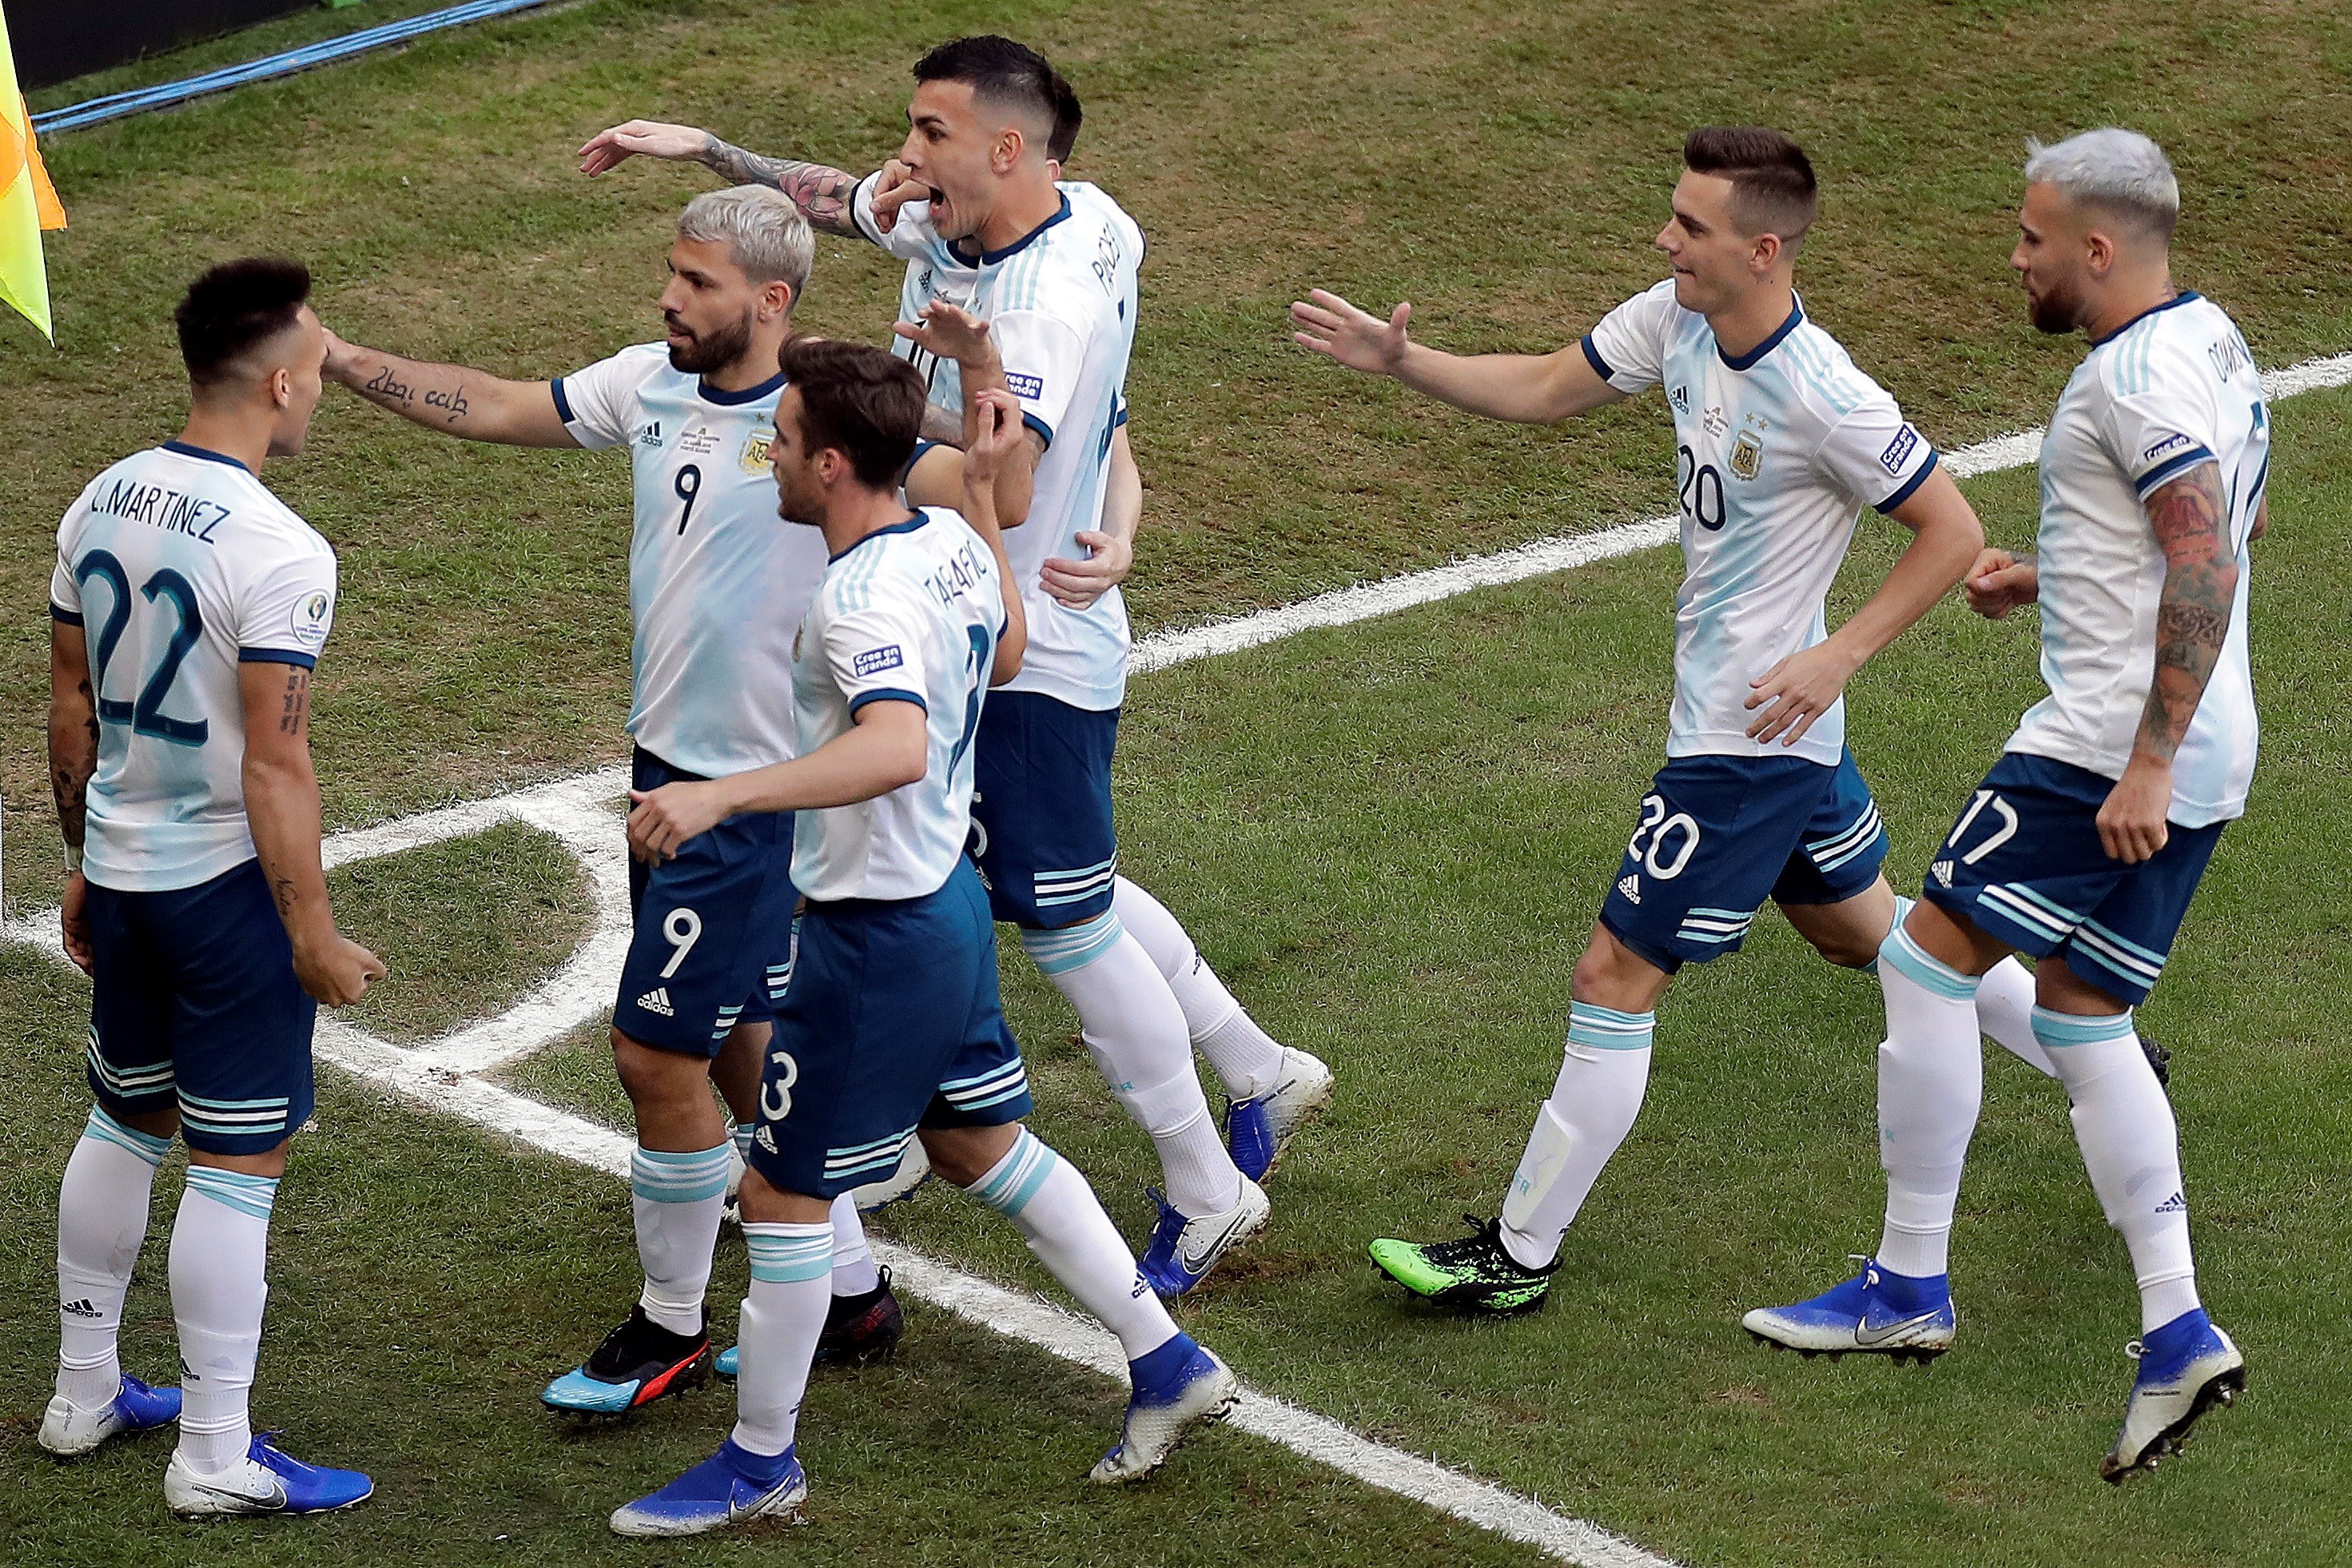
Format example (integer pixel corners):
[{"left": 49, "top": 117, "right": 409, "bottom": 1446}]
[{"left": 1368, "top": 1215, "right": 1556, "bottom": 1314}]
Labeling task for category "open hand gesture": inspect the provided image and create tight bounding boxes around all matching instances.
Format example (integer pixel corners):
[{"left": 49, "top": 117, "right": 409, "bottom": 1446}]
[
  {"left": 895, "top": 301, "right": 995, "bottom": 368},
  {"left": 1291, "top": 289, "right": 1413, "bottom": 376},
  {"left": 578, "top": 119, "right": 710, "bottom": 176}
]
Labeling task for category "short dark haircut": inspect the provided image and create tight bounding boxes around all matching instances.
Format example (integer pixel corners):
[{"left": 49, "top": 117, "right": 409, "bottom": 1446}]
[
  {"left": 915, "top": 34, "right": 1078, "bottom": 158},
  {"left": 175, "top": 257, "right": 312, "bottom": 387},
  {"left": 778, "top": 336, "right": 926, "bottom": 488},
  {"left": 1683, "top": 126, "right": 1818, "bottom": 244}
]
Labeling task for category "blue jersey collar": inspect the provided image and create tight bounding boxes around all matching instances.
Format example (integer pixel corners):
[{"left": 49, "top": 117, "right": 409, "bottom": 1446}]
[
  {"left": 2089, "top": 290, "right": 2202, "bottom": 348},
  {"left": 1716, "top": 295, "right": 1805, "bottom": 372},
  {"left": 949, "top": 193, "right": 1073, "bottom": 269},
  {"left": 698, "top": 370, "right": 787, "bottom": 407},
  {"left": 161, "top": 440, "right": 253, "bottom": 473},
  {"left": 828, "top": 511, "right": 929, "bottom": 563}
]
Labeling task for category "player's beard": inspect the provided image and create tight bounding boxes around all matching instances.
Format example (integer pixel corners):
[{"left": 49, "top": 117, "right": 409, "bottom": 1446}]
[
  {"left": 2024, "top": 272, "right": 2088, "bottom": 336},
  {"left": 666, "top": 308, "right": 758, "bottom": 376}
]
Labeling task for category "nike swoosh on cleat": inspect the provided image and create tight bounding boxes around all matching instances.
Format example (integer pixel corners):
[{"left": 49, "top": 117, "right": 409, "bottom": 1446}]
[
  {"left": 1854, "top": 1311, "right": 1944, "bottom": 1347},
  {"left": 1178, "top": 1210, "right": 1256, "bottom": 1272}
]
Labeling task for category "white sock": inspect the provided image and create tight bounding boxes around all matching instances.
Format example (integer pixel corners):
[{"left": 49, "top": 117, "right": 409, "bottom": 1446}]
[
  {"left": 964, "top": 1128, "right": 1179, "bottom": 1360},
  {"left": 1875, "top": 924, "right": 1985, "bottom": 1279},
  {"left": 56, "top": 1108, "right": 171, "bottom": 1410},
  {"left": 2035, "top": 1008, "right": 2200, "bottom": 1331},
  {"left": 171, "top": 1166, "right": 277, "bottom": 1476},
  {"left": 1023, "top": 914, "right": 1242, "bottom": 1216},
  {"left": 731, "top": 1222, "right": 832, "bottom": 1457},
  {"left": 631, "top": 1142, "right": 733, "bottom": 1335},
  {"left": 1497, "top": 1003, "right": 1654, "bottom": 1271},
  {"left": 1976, "top": 956, "right": 2058, "bottom": 1077},
  {"left": 828, "top": 1193, "right": 878, "bottom": 1297},
  {"left": 1112, "top": 877, "right": 1286, "bottom": 1101}
]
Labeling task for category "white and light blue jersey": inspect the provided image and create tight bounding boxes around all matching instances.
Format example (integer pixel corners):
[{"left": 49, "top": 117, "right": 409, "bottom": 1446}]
[
  {"left": 1583, "top": 281, "right": 1940, "bottom": 766},
  {"left": 2008, "top": 292, "right": 2264, "bottom": 826},
  {"left": 790, "top": 507, "right": 1005, "bottom": 902},
  {"left": 555, "top": 344, "right": 829, "bottom": 776},
  {"left": 852, "top": 177, "right": 1141, "bottom": 711},
  {"left": 49, "top": 443, "right": 338, "bottom": 893}
]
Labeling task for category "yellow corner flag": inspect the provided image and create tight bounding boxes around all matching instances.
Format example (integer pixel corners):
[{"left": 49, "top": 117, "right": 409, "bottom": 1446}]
[{"left": 0, "top": 10, "right": 58, "bottom": 340}]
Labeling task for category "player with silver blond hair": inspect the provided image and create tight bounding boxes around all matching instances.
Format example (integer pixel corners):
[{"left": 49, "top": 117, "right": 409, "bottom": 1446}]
[{"left": 1749, "top": 128, "right": 2259, "bottom": 1481}]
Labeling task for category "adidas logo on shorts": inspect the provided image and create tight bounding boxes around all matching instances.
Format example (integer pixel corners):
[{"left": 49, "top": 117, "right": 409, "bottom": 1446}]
[
  {"left": 1617, "top": 874, "right": 1642, "bottom": 905},
  {"left": 635, "top": 987, "right": 676, "bottom": 1017},
  {"left": 1931, "top": 859, "right": 1956, "bottom": 889}
]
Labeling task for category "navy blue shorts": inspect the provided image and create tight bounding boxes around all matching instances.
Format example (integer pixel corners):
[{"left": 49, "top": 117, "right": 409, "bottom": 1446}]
[
  {"left": 746, "top": 858, "right": 1033, "bottom": 1200},
  {"left": 1920, "top": 752, "right": 2225, "bottom": 1005},
  {"left": 83, "top": 858, "right": 317, "bottom": 1156},
  {"left": 969, "top": 691, "right": 1120, "bottom": 928},
  {"left": 615, "top": 748, "right": 798, "bottom": 1057},
  {"left": 1599, "top": 749, "right": 1890, "bottom": 973}
]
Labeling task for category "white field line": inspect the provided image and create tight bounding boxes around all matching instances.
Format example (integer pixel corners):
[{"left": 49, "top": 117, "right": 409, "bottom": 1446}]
[{"left": 9, "top": 351, "right": 2346, "bottom": 1564}]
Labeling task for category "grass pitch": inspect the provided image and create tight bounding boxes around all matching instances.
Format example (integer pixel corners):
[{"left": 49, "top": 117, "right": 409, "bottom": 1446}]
[{"left": 4, "top": 2, "right": 2350, "bottom": 1563}]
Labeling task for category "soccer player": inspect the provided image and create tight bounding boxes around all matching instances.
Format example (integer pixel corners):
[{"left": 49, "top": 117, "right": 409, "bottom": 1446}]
[
  {"left": 609, "top": 342, "right": 1236, "bottom": 1535},
  {"left": 1293, "top": 127, "right": 2052, "bottom": 1314},
  {"left": 318, "top": 188, "right": 909, "bottom": 1405},
  {"left": 1745, "top": 129, "right": 2258, "bottom": 1480},
  {"left": 578, "top": 35, "right": 1332, "bottom": 1296},
  {"left": 43, "top": 258, "right": 384, "bottom": 1514}
]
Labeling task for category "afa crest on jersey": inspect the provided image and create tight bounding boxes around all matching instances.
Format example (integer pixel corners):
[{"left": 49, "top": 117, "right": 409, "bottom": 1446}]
[
  {"left": 740, "top": 428, "right": 774, "bottom": 474},
  {"left": 1729, "top": 431, "right": 1764, "bottom": 481}
]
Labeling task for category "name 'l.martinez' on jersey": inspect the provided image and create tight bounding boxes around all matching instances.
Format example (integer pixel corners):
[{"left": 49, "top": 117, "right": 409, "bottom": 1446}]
[
  {"left": 2007, "top": 292, "right": 2265, "bottom": 827},
  {"left": 1582, "top": 280, "right": 1940, "bottom": 766},
  {"left": 555, "top": 344, "right": 830, "bottom": 777},
  {"left": 49, "top": 442, "right": 339, "bottom": 893},
  {"left": 790, "top": 507, "right": 1006, "bottom": 903},
  {"left": 850, "top": 177, "right": 1142, "bottom": 712}
]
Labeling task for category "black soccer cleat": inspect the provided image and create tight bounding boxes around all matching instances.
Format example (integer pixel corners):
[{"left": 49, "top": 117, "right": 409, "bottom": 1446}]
[
  {"left": 2141, "top": 1032, "right": 2172, "bottom": 1088},
  {"left": 816, "top": 1267, "right": 906, "bottom": 1364},
  {"left": 541, "top": 1304, "right": 714, "bottom": 1415}
]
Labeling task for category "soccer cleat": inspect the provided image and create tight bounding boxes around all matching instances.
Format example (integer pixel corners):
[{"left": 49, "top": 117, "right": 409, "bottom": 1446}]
[
  {"left": 1225, "top": 1048, "right": 1335, "bottom": 1183},
  {"left": 1367, "top": 1215, "right": 1555, "bottom": 1314},
  {"left": 2141, "top": 1031, "right": 2172, "bottom": 1089},
  {"left": 715, "top": 1268, "right": 906, "bottom": 1378},
  {"left": 164, "top": 1433, "right": 373, "bottom": 1517},
  {"left": 851, "top": 1139, "right": 933, "bottom": 1212},
  {"left": 1089, "top": 1336, "right": 1239, "bottom": 1484},
  {"left": 2101, "top": 1310, "right": 2245, "bottom": 1482},
  {"left": 541, "top": 1304, "right": 712, "bottom": 1415},
  {"left": 1138, "top": 1177, "right": 1271, "bottom": 1297},
  {"left": 38, "top": 1373, "right": 181, "bottom": 1457},
  {"left": 1741, "top": 1257, "right": 1955, "bottom": 1364},
  {"left": 609, "top": 1439, "right": 806, "bottom": 1537}
]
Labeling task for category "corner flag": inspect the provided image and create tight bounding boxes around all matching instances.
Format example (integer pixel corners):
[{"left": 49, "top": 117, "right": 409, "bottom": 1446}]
[{"left": 0, "top": 10, "right": 63, "bottom": 340}]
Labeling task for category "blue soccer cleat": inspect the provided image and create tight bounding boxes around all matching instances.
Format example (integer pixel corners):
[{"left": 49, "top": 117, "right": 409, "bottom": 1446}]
[
  {"left": 1742, "top": 1257, "right": 1956, "bottom": 1364},
  {"left": 542, "top": 1304, "right": 712, "bottom": 1415},
  {"left": 164, "top": 1432, "right": 373, "bottom": 1517},
  {"left": 2101, "top": 1308, "right": 2245, "bottom": 1482},
  {"left": 38, "top": 1372, "right": 181, "bottom": 1457},
  {"left": 1137, "top": 1179, "right": 1269, "bottom": 1298},
  {"left": 1089, "top": 1334, "right": 1239, "bottom": 1484},
  {"left": 1224, "top": 1048, "right": 1335, "bottom": 1184},
  {"left": 609, "top": 1439, "right": 807, "bottom": 1536}
]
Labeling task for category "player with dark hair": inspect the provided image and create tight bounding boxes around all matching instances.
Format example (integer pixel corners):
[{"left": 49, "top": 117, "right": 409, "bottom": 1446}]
[
  {"left": 607, "top": 345, "right": 1236, "bottom": 1535},
  {"left": 1295, "top": 129, "right": 2044, "bottom": 1315},
  {"left": 43, "top": 258, "right": 384, "bottom": 1514},
  {"left": 580, "top": 38, "right": 1334, "bottom": 1299}
]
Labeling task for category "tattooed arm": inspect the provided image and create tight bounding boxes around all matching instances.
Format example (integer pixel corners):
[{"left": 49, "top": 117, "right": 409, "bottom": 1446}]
[
  {"left": 49, "top": 617, "right": 98, "bottom": 969},
  {"left": 320, "top": 328, "right": 575, "bottom": 447},
  {"left": 577, "top": 119, "right": 878, "bottom": 238},
  {"left": 239, "top": 659, "right": 385, "bottom": 1005},
  {"left": 2096, "top": 461, "right": 2240, "bottom": 864}
]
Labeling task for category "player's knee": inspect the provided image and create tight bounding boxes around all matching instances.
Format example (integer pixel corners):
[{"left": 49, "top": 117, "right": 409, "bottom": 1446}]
[
  {"left": 921, "top": 1122, "right": 1018, "bottom": 1188},
  {"left": 736, "top": 1164, "right": 828, "bottom": 1225},
  {"left": 1571, "top": 927, "right": 1667, "bottom": 1010},
  {"left": 1809, "top": 929, "right": 1883, "bottom": 970},
  {"left": 190, "top": 1140, "right": 289, "bottom": 1181},
  {"left": 611, "top": 1027, "right": 705, "bottom": 1110}
]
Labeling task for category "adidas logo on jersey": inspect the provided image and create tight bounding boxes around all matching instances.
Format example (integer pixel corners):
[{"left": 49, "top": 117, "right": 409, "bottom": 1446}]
[
  {"left": 1669, "top": 384, "right": 1689, "bottom": 413},
  {"left": 635, "top": 987, "right": 676, "bottom": 1017},
  {"left": 1617, "top": 874, "right": 1642, "bottom": 905},
  {"left": 2153, "top": 1190, "right": 2188, "bottom": 1214},
  {"left": 1931, "top": 859, "right": 1956, "bottom": 889}
]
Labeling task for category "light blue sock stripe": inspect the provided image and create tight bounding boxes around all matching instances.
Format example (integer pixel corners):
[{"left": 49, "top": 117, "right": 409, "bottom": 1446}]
[
  {"left": 1879, "top": 925, "right": 1980, "bottom": 1001},
  {"left": 1566, "top": 1001, "right": 1655, "bottom": 1051},
  {"left": 969, "top": 1132, "right": 1060, "bottom": 1216},
  {"left": 1866, "top": 895, "right": 1920, "bottom": 976},
  {"left": 185, "top": 1165, "right": 279, "bottom": 1222},
  {"left": 731, "top": 1124, "right": 754, "bottom": 1160},
  {"left": 631, "top": 1143, "right": 734, "bottom": 1204},
  {"left": 86, "top": 1105, "right": 171, "bottom": 1165},
  {"left": 2030, "top": 1005, "right": 2137, "bottom": 1049},
  {"left": 1021, "top": 912, "right": 1124, "bottom": 976},
  {"left": 744, "top": 1224, "right": 834, "bottom": 1283}
]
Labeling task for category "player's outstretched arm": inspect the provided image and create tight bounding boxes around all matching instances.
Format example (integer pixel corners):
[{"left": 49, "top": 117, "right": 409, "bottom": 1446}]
[
  {"left": 239, "top": 660, "right": 387, "bottom": 1005},
  {"left": 1289, "top": 289, "right": 1623, "bottom": 424},
  {"left": 321, "top": 329, "right": 576, "bottom": 448},
  {"left": 577, "top": 119, "right": 887, "bottom": 239},
  {"left": 48, "top": 617, "right": 98, "bottom": 973},
  {"left": 1040, "top": 420, "right": 1139, "bottom": 612},
  {"left": 960, "top": 388, "right": 1030, "bottom": 685},
  {"left": 2099, "top": 461, "right": 2239, "bottom": 864},
  {"left": 626, "top": 703, "right": 929, "bottom": 862},
  {"left": 1745, "top": 467, "right": 1985, "bottom": 746}
]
